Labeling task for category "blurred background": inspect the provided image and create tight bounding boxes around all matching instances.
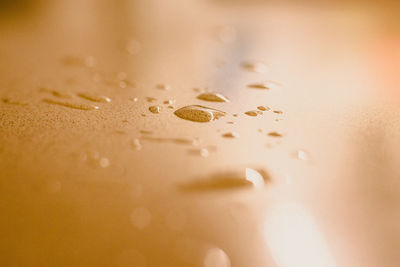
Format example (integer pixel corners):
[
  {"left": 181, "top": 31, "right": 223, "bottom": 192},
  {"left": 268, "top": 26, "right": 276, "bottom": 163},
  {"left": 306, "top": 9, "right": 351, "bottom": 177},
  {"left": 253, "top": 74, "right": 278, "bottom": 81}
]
[{"left": 1, "top": 0, "right": 400, "bottom": 266}]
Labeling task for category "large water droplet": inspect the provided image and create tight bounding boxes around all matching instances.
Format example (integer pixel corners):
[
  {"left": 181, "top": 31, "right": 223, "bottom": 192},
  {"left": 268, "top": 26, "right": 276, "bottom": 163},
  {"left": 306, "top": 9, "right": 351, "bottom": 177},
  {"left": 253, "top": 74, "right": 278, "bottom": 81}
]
[
  {"left": 179, "top": 168, "right": 269, "bottom": 192},
  {"left": 174, "top": 105, "right": 226, "bottom": 122},
  {"left": 197, "top": 92, "right": 230, "bottom": 102}
]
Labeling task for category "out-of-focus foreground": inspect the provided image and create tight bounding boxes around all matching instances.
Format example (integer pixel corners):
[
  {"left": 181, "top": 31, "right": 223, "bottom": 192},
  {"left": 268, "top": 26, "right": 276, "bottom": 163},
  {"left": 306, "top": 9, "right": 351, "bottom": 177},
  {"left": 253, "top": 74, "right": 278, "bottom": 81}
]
[{"left": 1, "top": 0, "right": 400, "bottom": 266}]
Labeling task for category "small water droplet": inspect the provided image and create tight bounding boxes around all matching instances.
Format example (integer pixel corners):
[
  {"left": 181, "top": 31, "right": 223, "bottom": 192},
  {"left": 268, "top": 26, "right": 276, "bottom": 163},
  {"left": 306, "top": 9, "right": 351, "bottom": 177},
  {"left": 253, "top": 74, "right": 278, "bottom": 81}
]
[
  {"left": 244, "top": 110, "right": 262, "bottom": 117},
  {"left": 258, "top": 128, "right": 262, "bottom": 133},
  {"left": 248, "top": 81, "right": 281, "bottom": 90},
  {"left": 174, "top": 105, "right": 226, "bottom": 122},
  {"left": 146, "top": 97, "right": 157, "bottom": 103},
  {"left": 163, "top": 99, "right": 175, "bottom": 105},
  {"left": 204, "top": 247, "right": 231, "bottom": 267},
  {"left": 131, "top": 138, "right": 142, "bottom": 151},
  {"left": 193, "top": 88, "right": 201, "bottom": 92},
  {"left": 140, "top": 130, "right": 153, "bottom": 135},
  {"left": 85, "top": 56, "right": 97, "bottom": 68},
  {"left": 43, "top": 99, "right": 99, "bottom": 110},
  {"left": 156, "top": 84, "right": 171, "bottom": 90},
  {"left": 117, "top": 72, "right": 127, "bottom": 80},
  {"left": 167, "top": 105, "right": 174, "bottom": 109},
  {"left": 295, "top": 150, "right": 308, "bottom": 161},
  {"left": 226, "top": 121, "right": 235, "bottom": 124},
  {"left": 273, "top": 110, "right": 283, "bottom": 114},
  {"left": 99, "top": 157, "right": 110, "bottom": 168},
  {"left": 130, "top": 207, "right": 151, "bottom": 230},
  {"left": 197, "top": 92, "right": 229, "bottom": 102},
  {"left": 241, "top": 61, "right": 267, "bottom": 73},
  {"left": 149, "top": 105, "right": 161, "bottom": 114},
  {"left": 268, "top": 132, "right": 282, "bottom": 137},
  {"left": 232, "top": 114, "right": 238, "bottom": 117},
  {"left": 257, "top": 106, "right": 270, "bottom": 111},
  {"left": 222, "top": 132, "right": 240, "bottom": 138},
  {"left": 130, "top": 97, "right": 138, "bottom": 102},
  {"left": 77, "top": 93, "right": 111, "bottom": 103}
]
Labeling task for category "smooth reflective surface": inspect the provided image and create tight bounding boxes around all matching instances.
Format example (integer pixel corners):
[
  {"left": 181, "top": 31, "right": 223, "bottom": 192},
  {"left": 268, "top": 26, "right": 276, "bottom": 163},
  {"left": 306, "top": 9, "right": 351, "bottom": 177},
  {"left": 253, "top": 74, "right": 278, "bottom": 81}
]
[{"left": 1, "top": 0, "right": 400, "bottom": 266}]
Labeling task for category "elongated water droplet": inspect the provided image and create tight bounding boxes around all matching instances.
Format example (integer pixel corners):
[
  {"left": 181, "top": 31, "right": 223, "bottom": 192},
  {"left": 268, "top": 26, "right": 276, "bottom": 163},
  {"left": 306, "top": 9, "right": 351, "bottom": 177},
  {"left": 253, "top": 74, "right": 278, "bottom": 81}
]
[
  {"left": 40, "top": 87, "right": 72, "bottom": 98},
  {"left": 248, "top": 81, "right": 281, "bottom": 90},
  {"left": 149, "top": 105, "right": 161, "bottom": 114},
  {"left": 222, "top": 132, "right": 240, "bottom": 138},
  {"left": 2, "top": 98, "right": 28, "bottom": 106},
  {"left": 156, "top": 84, "right": 171, "bottom": 90},
  {"left": 163, "top": 99, "right": 175, "bottom": 105},
  {"left": 268, "top": 132, "right": 282, "bottom": 137},
  {"left": 188, "top": 148, "right": 209, "bottom": 157},
  {"left": 273, "top": 110, "right": 283, "bottom": 114},
  {"left": 174, "top": 105, "right": 226, "bottom": 122},
  {"left": 257, "top": 106, "right": 270, "bottom": 111},
  {"left": 197, "top": 92, "right": 230, "bottom": 103},
  {"left": 78, "top": 93, "right": 111, "bottom": 103},
  {"left": 244, "top": 110, "right": 262, "bottom": 117},
  {"left": 241, "top": 62, "right": 267, "bottom": 73},
  {"left": 43, "top": 99, "right": 99, "bottom": 110},
  {"left": 140, "top": 130, "right": 153, "bottom": 135},
  {"left": 146, "top": 97, "right": 157, "bottom": 103},
  {"left": 179, "top": 168, "right": 269, "bottom": 192}
]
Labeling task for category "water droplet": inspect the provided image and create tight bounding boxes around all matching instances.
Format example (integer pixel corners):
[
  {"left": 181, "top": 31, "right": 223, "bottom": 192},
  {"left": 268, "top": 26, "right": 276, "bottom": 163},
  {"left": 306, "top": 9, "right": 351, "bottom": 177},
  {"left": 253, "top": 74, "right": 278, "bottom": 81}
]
[
  {"left": 197, "top": 93, "right": 229, "bottom": 103},
  {"left": 248, "top": 81, "right": 281, "bottom": 90},
  {"left": 188, "top": 148, "right": 209, "bottom": 157},
  {"left": 268, "top": 132, "right": 282, "bottom": 137},
  {"left": 258, "top": 128, "right": 263, "bottom": 133},
  {"left": 149, "top": 105, "right": 161, "bottom": 114},
  {"left": 257, "top": 106, "right": 270, "bottom": 111},
  {"left": 244, "top": 110, "right": 262, "bottom": 117},
  {"left": 43, "top": 99, "right": 99, "bottom": 110},
  {"left": 40, "top": 87, "right": 72, "bottom": 98},
  {"left": 273, "top": 110, "right": 283, "bottom": 114},
  {"left": 130, "top": 97, "right": 139, "bottom": 102},
  {"left": 204, "top": 247, "right": 231, "bottom": 267},
  {"left": 222, "top": 132, "right": 240, "bottom": 138},
  {"left": 163, "top": 99, "right": 175, "bottom": 105},
  {"left": 193, "top": 88, "right": 201, "bottom": 92},
  {"left": 99, "top": 157, "right": 110, "bottom": 168},
  {"left": 226, "top": 121, "right": 235, "bottom": 124},
  {"left": 85, "top": 56, "right": 97, "bottom": 68},
  {"left": 77, "top": 93, "right": 111, "bottom": 103},
  {"left": 241, "top": 62, "right": 267, "bottom": 73},
  {"left": 156, "top": 84, "right": 171, "bottom": 90},
  {"left": 2, "top": 98, "right": 28, "bottom": 106},
  {"left": 174, "top": 105, "right": 226, "bottom": 122},
  {"left": 131, "top": 138, "right": 142, "bottom": 151},
  {"left": 141, "top": 114, "right": 146, "bottom": 117},
  {"left": 130, "top": 207, "right": 151, "bottom": 230},
  {"left": 117, "top": 72, "right": 127, "bottom": 80},
  {"left": 179, "top": 168, "right": 269, "bottom": 192},
  {"left": 295, "top": 150, "right": 308, "bottom": 161},
  {"left": 141, "top": 136, "right": 195, "bottom": 146},
  {"left": 146, "top": 97, "right": 157, "bottom": 103},
  {"left": 167, "top": 105, "right": 174, "bottom": 109},
  {"left": 232, "top": 114, "right": 238, "bottom": 117}
]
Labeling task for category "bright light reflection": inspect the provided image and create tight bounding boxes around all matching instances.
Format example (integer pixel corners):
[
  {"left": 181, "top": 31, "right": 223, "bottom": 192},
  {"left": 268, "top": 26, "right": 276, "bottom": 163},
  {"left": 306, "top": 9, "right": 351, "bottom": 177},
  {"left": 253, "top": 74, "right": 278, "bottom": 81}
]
[
  {"left": 264, "top": 202, "right": 336, "bottom": 267},
  {"left": 245, "top": 168, "right": 265, "bottom": 189}
]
